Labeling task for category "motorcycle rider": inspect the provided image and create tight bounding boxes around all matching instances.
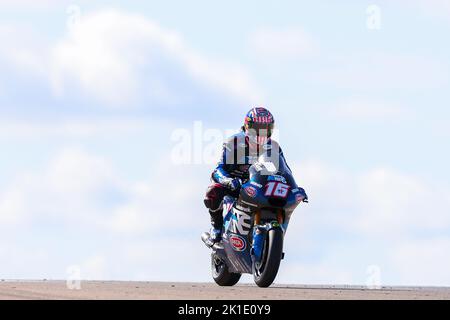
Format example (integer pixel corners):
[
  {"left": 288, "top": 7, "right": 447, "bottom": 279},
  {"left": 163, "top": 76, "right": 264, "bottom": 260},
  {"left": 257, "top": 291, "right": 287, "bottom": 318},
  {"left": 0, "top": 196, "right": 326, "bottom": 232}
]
[{"left": 203, "top": 106, "right": 306, "bottom": 243}]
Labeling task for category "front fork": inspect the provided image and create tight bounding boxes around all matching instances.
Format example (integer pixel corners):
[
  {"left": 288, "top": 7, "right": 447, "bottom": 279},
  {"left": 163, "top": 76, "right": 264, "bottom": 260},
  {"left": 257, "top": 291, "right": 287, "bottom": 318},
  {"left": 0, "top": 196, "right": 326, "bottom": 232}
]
[{"left": 251, "top": 209, "right": 284, "bottom": 262}]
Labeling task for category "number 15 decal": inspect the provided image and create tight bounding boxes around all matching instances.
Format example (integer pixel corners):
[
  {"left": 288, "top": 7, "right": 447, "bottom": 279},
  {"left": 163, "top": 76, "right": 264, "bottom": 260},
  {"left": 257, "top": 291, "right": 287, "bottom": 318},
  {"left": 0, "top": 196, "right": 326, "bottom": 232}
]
[{"left": 265, "top": 182, "right": 290, "bottom": 198}]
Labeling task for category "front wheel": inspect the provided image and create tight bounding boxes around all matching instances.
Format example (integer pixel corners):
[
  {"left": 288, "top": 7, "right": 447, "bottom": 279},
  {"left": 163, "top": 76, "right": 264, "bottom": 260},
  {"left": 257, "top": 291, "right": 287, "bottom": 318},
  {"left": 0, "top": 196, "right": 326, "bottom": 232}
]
[
  {"left": 253, "top": 228, "right": 283, "bottom": 288},
  {"left": 211, "top": 254, "right": 241, "bottom": 286}
]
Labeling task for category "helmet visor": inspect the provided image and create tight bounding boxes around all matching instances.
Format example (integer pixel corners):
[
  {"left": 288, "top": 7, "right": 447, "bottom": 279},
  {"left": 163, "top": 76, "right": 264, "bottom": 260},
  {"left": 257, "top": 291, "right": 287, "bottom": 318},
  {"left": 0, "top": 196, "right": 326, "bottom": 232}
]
[{"left": 246, "top": 122, "right": 274, "bottom": 138}]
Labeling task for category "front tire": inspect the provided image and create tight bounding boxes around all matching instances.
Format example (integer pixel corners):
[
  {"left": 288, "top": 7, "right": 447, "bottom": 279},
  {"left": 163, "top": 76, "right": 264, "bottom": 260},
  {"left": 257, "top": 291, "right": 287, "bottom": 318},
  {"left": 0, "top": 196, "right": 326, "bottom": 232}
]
[
  {"left": 253, "top": 228, "right": 283, "bottom": 288},
  {"left": 211, "top": 254, "right": 241, "bottom": 286}
]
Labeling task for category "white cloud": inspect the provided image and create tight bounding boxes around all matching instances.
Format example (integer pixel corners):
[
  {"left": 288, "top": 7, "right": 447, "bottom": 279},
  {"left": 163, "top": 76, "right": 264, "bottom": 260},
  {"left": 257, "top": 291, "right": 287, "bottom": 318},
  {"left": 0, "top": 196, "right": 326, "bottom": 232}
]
[
  {"left": 113, "top": 238, "right": 211, "bottom": 282},
  {"left": 285, "top": 159, "right": 450, "bottom": 285},
  {"left": 292, "top": 160, "right": 450, "bottom": 237},
  {"left": 356, "top": 168, "right": 450, "bottom": 235},
  {"left": 2, "top": 149, "right": 450, "bottom": 284},
  {"left": 313, "top": 52, "right": 449, "bottom": 90},
  {"left": 409, "top": 0, "right": 450, "bottom": 20},
  {"left": 289, "top": 159, "right": 356, "bottom": 231},
  {"left": 277, "top": 259, "right": 355, "bottom": 285},
  {"left": 0, "top": 118, "right": 147, "bottom": 139},
  {"left": 0, "top": 243, "right": 50, "bottom": 279},
  {"left": 0, "top": 146, "right": 207, "bottom": 234},
  {"left": 0, "top": 9, "right": 263, "bottom": 111},
  {"left": 0, "top": 147, "right": 107, "bottom": 226},
  {"left": 390, "top": 237, "right": 450, "bottom": 285},
  {"left": 0, "top": 145, "right": 213, "bottom": 281},
  {"left": 0, "top": 147, "right": 122, "bottom": 228},
  {"left": 330, "top": 98, "right": 408, "bottom": 120},
  {"left": 248, "top": 27, "right": 316, "bottom": 61},
  {"left": 0, "top": 25, "right": 47, "bottom": 77},
  {"left": 50, "top": 9, "right": 262, "bottom": 106},
  {"left": 80, "top": 255, "right": 109, "bottom": 280},
  {"left": 0, "top": 188, "right": 26, "bottom": 225},
  {"left": 0, "top": 0, "right": 59, "bottom": 8},
  {"left": 46, "top": 147, "right": 116, "bottom": 195}
]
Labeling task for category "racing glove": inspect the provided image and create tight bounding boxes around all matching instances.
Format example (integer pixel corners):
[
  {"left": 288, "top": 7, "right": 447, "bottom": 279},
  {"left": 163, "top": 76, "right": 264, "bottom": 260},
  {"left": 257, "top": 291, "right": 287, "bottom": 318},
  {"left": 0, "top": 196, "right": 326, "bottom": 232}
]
[
  {"left": 225, "top": 178, "right": 242, "bottom": 192},
  {"left": 299, "top": 187, "right": 309, "bottom": 203}
]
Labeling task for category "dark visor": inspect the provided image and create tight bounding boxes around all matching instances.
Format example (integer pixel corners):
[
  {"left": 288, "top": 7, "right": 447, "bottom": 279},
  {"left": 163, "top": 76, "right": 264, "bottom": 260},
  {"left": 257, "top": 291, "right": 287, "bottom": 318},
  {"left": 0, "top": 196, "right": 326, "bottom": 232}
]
[{"left": 246, "top": 122, "right": 274, "bottom": 137}]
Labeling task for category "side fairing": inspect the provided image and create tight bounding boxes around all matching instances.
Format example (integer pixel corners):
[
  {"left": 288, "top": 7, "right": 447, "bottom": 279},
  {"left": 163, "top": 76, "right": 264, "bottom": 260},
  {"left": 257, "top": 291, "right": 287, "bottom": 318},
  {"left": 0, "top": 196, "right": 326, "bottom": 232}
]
[{"left": 221, "top": 197, "right": 253, "bottom": 273}]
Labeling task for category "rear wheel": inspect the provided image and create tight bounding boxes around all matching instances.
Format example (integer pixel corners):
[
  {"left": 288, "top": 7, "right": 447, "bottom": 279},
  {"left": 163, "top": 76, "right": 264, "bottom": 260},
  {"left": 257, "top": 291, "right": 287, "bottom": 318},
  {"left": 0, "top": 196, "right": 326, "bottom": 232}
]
[
  {"left": 211, "top": 254, "right": 241, "bottom": 286},
  {"left": 253, "top": 228, "right": 283, "bottom": 288}
]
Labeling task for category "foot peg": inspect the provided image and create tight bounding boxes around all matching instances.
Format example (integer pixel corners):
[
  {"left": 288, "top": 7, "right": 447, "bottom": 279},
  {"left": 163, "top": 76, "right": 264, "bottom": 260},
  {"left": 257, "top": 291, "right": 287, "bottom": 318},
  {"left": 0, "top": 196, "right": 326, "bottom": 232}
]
[{"left": 201, "top": 232, "right": 214, "bottom": 248}]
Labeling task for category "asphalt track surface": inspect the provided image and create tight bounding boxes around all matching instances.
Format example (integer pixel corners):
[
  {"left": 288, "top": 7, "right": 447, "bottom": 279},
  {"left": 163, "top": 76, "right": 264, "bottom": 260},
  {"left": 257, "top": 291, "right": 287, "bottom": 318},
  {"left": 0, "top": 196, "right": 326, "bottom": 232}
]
[{"left": 0, "top": 281, "right": 449, "bottom": 299}]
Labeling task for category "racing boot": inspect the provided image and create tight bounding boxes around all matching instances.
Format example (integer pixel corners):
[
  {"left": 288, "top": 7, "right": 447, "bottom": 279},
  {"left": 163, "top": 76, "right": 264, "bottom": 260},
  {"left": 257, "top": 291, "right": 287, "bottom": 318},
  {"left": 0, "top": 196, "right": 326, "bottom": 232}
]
[{"left": 202, "top": 210, "right": 223, "bottom": 247}]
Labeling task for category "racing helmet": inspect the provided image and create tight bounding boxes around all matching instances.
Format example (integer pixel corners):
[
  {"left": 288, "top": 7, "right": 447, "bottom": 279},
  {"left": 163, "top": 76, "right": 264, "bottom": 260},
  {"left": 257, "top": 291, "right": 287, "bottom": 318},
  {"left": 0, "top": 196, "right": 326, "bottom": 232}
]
[{"left": 243, "top": 106, "right": 275, "bottom": 145}]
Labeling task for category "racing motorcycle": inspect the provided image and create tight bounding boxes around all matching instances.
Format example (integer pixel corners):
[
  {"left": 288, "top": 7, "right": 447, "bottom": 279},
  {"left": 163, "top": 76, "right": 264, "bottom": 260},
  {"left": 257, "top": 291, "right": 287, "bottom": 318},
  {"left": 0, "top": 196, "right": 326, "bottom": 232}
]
[{"left": 201, "top": 153, "right": 308, "bottom": 288}]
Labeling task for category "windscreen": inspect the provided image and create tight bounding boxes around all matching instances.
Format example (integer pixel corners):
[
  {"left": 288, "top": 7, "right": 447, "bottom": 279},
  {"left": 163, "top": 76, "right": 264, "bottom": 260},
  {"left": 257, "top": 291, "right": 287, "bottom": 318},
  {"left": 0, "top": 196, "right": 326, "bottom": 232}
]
[{"left": 249, "top": 152, "right": 293, "bottom": 180}]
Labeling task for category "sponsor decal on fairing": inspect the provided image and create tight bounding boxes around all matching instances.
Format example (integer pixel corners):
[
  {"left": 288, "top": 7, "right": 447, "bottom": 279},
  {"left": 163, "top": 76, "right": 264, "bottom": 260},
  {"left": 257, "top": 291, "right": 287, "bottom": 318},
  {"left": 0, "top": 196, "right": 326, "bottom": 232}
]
[
  {"left": 244, "top": 186, "right": 257, "bottom": 198},
  {"left": 229, "top": 234, "right": 247, "bottom": 251}
]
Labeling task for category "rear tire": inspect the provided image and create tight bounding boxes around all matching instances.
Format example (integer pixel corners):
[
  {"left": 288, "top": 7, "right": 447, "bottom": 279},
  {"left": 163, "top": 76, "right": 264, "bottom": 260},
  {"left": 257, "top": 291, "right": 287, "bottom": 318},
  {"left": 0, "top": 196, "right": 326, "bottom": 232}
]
[
  {"left": 211, "top": 254, "right": 241, "bottom": 286},
  {"left": 253, "top": 228, "right": 283, "bottom": 288}
]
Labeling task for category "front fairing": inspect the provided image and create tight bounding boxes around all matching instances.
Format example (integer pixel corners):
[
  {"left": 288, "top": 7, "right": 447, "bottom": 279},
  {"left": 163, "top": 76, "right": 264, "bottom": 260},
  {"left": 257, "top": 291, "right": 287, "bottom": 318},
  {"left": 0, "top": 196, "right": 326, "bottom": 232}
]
[
  {"left": 238, "top": 161, "right": 303, "bottom": 212},
  {"left": 239, "top": 178, "right": 300, "bottom": 212}
]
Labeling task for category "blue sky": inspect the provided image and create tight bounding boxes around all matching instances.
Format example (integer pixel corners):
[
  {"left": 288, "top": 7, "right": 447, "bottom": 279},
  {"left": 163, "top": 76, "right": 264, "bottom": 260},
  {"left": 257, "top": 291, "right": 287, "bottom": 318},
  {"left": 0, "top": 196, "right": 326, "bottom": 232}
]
[{"left": 1, "top": 1, "right": 450, "bottom": 286}]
